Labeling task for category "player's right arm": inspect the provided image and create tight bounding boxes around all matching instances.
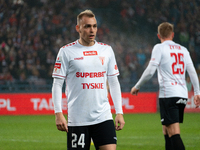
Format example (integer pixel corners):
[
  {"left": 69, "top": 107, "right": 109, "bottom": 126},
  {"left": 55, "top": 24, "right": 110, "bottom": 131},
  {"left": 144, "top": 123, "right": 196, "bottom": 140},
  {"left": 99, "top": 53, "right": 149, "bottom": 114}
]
[
  {"left": 107, "top": 76, "right": 125, "bottom": 131},
  {"left": 130, "top": 45, "right": 160, "bottom": 95},
  {"left": 52, "top": 77, "right": 68, "bottom": 132},
  {"left": 130, "top": 63, "right": 157, "bottom": 95}
]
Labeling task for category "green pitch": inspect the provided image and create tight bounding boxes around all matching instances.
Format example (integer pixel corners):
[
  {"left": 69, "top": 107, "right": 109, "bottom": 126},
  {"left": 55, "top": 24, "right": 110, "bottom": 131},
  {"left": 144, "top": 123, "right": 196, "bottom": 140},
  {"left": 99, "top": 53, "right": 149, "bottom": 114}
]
[{"left": 0, "top": 113, "right": 199, "bottom": 150}]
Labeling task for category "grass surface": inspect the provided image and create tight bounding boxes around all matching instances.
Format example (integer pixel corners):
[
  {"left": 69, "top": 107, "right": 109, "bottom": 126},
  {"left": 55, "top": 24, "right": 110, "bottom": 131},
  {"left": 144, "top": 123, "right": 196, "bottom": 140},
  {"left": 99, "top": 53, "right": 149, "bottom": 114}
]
[{"left": 0, "top": 113, "right": 199, "bottom": 150}]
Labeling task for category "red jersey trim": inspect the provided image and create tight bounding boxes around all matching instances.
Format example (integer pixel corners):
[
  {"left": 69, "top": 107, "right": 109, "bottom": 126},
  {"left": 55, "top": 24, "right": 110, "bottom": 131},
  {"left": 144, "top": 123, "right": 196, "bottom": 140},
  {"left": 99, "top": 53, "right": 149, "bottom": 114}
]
[
  {"left": 52, "top": 74, "right": 66, "bottom": 78},
  {"left": 107, "top": 72, "right": 119, "bottom": 76},
  {"left": 62, "top": 41, "right": 78, "bottom": 48},
  {"left": 97, "top": 42, "right": 110, "bottom": 46}
]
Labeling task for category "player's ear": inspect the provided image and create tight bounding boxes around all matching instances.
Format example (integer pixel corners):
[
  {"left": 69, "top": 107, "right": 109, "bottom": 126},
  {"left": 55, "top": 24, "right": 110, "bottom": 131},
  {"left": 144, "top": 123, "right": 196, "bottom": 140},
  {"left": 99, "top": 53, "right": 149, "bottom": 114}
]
[
  {"left": 157, "top": 34, "right": 161, "bottom": 40},
  {"left": 76, "top": 25, "right": 80, "bottom": 33}
]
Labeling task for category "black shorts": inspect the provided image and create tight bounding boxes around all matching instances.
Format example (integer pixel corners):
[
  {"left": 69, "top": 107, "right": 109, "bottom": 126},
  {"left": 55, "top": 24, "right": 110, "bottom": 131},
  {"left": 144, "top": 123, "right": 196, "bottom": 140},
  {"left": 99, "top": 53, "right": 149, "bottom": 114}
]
[
  {"left": 159, "top": 97, "right": 187, "bottom": 125},
  {"left": 67, "top": 120, "right": 117, "bottom": 150}
]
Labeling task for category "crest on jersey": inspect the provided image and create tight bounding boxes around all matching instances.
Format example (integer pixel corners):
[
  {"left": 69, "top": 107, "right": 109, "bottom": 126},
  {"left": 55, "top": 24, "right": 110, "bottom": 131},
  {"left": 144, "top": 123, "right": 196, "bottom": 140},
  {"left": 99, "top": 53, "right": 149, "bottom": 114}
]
[{"left": 99, "top": 56, "right": 105, "bottom": 65}]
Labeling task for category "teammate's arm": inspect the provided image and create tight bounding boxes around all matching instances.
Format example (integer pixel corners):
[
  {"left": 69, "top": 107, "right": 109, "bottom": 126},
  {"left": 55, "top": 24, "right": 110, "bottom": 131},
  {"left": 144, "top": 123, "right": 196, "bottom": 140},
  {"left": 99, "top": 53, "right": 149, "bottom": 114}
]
[
  {"left": 186, "top": 64, "right": 200, "bottom": 108},
  {"left": 107, "top": 76, "right": 125, "bottom": 131},
  {"left": 131, "top": 45, "right": 160, "bottom": 95},
  {"left": 186, "top": 64, "right": 200, "bottom": 95},
  {"left": 52, "top": 77, "right": 68, "bottom": 132},
  {"left": 130, "top": 63, "right": 157, "bottom": 95}
]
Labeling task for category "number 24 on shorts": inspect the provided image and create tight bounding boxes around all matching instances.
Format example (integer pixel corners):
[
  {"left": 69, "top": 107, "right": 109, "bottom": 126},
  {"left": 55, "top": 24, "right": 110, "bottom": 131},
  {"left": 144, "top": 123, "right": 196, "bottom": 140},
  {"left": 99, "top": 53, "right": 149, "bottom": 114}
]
[{"left": 72, "top": 133, "right": 85, "bottom": 148}]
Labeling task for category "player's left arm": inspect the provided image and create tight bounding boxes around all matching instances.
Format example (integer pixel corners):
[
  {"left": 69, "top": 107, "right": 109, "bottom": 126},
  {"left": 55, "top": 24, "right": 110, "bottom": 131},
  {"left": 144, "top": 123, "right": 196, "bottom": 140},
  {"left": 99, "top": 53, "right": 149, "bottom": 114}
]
[
  {"left": 186, "top": 64, "right": 200, "bottom": 95},
  {"left": 107, "top": 76, "right": 125, "bottom": 131},
  {"left": 186, "top": 64, "right": 200, "bottom": 108},
  {"left": 115, "top": 113, "right": 125, "bottom": 131},
  {"left": 185, "top": 50, "right": 200, "bottom": 107},
  {"left": 194, "top": 95, "right": 200, "bottom": 108}
]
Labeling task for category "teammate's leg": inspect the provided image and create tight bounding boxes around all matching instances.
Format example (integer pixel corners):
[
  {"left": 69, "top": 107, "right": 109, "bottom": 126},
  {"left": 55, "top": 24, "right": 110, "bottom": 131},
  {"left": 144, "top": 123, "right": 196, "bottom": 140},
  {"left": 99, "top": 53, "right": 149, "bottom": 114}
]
[
  {"left": 166, "top": 123, "right": 185, "bottom": 150},
  {"left": 159, "top": 97, "right": 186, "bottom": 150},
  {"left": 162, "top": 125, "right": 173, "bottom": 150},
  {"left": 165, "top": 122, "right": 180, "bottom": 137}
]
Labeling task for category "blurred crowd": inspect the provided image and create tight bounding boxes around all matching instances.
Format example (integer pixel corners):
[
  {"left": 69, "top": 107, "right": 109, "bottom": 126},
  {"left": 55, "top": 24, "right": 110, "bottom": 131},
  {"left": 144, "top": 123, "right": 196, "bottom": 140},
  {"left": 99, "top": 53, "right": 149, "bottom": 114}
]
[{"left": 0, "top": 0, "right": 200, "bottom": 92}]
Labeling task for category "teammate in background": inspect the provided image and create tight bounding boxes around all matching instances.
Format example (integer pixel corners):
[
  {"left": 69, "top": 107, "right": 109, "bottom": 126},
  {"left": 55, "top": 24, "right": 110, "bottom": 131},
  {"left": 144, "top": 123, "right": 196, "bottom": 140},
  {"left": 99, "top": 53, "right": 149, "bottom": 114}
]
[
  {"left": 130, "top": 22, "right": 200, "bottom": 150},
  {"left": 52, "top": 9, "right": 125, "bottom": 150}
]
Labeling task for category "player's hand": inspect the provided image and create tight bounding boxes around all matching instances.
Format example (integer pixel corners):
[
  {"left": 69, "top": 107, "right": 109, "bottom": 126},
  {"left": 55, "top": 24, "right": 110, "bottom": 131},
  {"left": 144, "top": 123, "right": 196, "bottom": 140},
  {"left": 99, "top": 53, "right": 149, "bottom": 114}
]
[
  {"left": 194, "top": 95, "right": 200, "bottom": 108},
  {"left": 115, "top": 114, "right": 125, "bottom": 131},
  {"left": 130, "top": 86, "right": 139, "bottom": 95},
  {"left": 55, "top": 112, "right": 68, "bottom": 132}
]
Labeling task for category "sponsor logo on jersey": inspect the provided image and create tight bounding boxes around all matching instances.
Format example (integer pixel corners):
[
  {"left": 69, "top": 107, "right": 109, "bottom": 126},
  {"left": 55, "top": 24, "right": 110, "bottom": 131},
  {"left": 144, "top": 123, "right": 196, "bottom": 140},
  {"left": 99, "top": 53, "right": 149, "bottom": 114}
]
[
  {"left": 53, "top": 63, "right": 61, "bottom": 73},
  {"left": 76, "top": 71, "right": 106, "bottom": 78},
  {"left": 74, "top": 57, "right": 84, "bottom": 60},
  {"left": 83, "top": 51, "right": 98, "bottom": 56},
  {"left": 99, "top": 56, "right": 105, "bottom": 65},
  {"left": 176, "top": 99, "right": 187, "bottom": 105},
  {"left": 81, "top": 83, "right": 104, "bottom": 89},
  {"left": 161, "top": 118, "right": 164, "bottom": 122}
]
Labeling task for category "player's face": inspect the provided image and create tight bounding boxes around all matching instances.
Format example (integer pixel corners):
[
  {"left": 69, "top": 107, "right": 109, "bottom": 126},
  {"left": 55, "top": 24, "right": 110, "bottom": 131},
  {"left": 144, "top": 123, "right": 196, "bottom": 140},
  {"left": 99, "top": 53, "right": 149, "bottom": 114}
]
[{"left": 76, "top": 16, "right": 97, "bottom": 46}]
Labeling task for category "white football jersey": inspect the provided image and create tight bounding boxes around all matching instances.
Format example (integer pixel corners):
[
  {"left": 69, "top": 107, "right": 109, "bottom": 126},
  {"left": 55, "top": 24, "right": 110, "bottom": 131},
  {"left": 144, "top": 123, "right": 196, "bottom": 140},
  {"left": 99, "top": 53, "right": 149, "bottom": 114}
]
[
  {"left": 52, "top": 40, "right": 119, "bottom": 126},
  {"left": 150, "top": 40, "right": 193, "bottom": 98}
]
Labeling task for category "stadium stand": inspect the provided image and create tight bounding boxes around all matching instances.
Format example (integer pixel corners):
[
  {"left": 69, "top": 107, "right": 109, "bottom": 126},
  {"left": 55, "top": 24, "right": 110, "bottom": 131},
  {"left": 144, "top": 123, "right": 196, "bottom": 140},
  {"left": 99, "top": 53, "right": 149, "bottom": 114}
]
[{"left": 0, "top": 0, "right": 199, "bottom": 92}]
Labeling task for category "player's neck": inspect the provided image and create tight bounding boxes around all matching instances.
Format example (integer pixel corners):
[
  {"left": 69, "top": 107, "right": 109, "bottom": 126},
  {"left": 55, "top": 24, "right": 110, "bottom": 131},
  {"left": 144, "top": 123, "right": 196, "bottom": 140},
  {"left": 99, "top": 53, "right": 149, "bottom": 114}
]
[
  {"left": 78, "top": 39, "right": 95, "bottom": 46},
  {"left": 161, "top": 38, "right": 173, "bottom": 43}
]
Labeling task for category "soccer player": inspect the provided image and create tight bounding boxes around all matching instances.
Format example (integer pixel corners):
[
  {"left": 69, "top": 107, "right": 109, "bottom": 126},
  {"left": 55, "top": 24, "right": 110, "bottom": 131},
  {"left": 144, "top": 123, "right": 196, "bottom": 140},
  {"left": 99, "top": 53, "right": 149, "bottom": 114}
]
[
  {"left": 130, "top": 22, "right": 200, "bottom": 150},
  {"left": 52, "top": 9, "right": 125, "bottom": 150}
]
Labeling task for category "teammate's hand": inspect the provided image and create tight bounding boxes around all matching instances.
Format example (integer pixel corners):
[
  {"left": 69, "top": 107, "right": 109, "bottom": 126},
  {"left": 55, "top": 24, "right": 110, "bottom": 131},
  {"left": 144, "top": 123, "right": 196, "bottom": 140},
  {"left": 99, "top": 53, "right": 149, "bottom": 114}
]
[
  {"left": 55, "top": 112, "right": 68, "bottom": 132},
  {"left": 130, "top": 86, "right": 139, "bottom": 95},
  {"left": 194, "top": 95, "right": 200, "bottom": 108},
  {"left": 115, "top": 114, "right": 125, "bottom": 131}
]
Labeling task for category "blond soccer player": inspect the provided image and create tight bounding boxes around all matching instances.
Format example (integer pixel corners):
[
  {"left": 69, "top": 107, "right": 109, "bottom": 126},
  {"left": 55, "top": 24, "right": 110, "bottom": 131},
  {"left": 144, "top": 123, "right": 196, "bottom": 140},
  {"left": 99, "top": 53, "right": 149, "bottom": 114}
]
[
  {"left": 131, "top": 22, "right": 200, "bottom": 150},
  {"left": 52, "top": 10, "right": 125, "bottom": 150}
]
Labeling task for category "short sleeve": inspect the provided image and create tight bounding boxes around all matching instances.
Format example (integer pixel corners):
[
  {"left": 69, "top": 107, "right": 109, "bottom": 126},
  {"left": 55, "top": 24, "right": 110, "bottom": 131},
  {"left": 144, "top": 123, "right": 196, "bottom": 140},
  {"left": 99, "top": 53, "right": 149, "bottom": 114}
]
[{"left": 52, "top": 48, "right": 69, "bottom": 79}]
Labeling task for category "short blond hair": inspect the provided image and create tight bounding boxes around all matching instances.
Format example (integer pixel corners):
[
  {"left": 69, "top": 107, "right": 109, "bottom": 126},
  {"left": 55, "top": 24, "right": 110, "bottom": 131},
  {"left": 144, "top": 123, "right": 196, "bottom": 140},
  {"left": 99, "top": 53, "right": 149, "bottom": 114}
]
[
  {"left": 158, "top": 22, "right": 174, "bottom": 39},
  {"left": 77, "top": 9, "right": 95, "bottom": 25}
]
